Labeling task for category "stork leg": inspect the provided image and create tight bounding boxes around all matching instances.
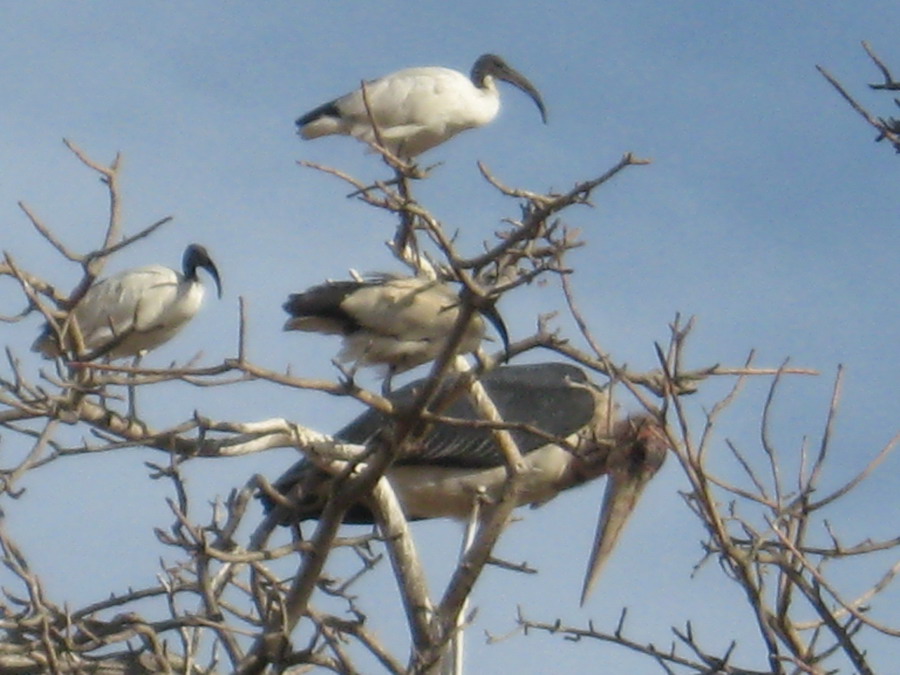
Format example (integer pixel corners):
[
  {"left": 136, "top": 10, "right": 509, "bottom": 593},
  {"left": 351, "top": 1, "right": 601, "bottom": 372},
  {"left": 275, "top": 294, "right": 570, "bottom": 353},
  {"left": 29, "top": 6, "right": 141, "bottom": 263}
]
[{"left": 447, "top": 499, "right": 481, "bottom": 675}]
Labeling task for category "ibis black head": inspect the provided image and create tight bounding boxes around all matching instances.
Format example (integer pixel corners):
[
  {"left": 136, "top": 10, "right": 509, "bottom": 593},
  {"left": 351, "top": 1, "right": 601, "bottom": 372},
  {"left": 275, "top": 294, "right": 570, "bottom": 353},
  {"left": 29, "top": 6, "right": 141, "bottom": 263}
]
[
  {"left": 471, "top": 54, "right": 547, "bottom": 124},
  {"left": 183, "top": 244, "right": 222, "bottom": 299}
]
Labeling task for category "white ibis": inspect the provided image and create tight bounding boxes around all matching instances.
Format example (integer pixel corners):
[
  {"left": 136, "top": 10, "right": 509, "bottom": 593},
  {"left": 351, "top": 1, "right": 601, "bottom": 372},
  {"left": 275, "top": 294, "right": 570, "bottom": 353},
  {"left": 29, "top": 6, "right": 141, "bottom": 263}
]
[
  {"left": 261, "top": 362, "right": 669, "bottom": 603},
  {"left": 283, "top": 275, "right": 509, "bottom": 381},
  {"left": 295, "top": 54, "right": 547, "bottom": 159},
  {"left": 33, "top": 244, "right": 222, "bottom": 361}
]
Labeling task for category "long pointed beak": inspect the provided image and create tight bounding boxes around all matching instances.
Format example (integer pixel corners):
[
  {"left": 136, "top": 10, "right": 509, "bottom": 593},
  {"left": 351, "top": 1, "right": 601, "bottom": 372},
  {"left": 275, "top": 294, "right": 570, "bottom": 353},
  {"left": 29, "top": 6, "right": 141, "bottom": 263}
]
[
  {"left": 580, "top": 418, "right": 669, "bottom": 604},
  {"left": 580, "top": 467, "right": 652, "bottom": 604}
]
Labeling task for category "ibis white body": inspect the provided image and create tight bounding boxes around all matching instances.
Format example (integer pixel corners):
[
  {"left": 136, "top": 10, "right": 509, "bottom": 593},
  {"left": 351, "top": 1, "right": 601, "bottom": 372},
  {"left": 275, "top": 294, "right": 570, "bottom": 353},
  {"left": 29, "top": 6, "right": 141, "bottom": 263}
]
[
  {"left": 283, "top": 275, "right": 507, "bottom": 374},
  {"left": 34, "top": 244, "right": 221, "bottom": 360},
  {"left": 296, "top": 54, "right": 547, "bottom": 158}
]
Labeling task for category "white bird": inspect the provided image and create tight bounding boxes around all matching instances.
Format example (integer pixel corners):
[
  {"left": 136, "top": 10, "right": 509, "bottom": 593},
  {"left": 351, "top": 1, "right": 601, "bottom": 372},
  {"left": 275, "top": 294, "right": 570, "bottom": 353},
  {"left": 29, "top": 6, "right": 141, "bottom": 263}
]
[
  {"left": 33, "top": 244, "right": 222, "bottom": 360},
  {"left": 296, "top": 53, "right": 547, "bottom": 159},
  {"left": 261, "top": 363, "right": 669, "bottom": 604},
  {"left": 283, "top": 275, "right": 509, "bottom": 377}
]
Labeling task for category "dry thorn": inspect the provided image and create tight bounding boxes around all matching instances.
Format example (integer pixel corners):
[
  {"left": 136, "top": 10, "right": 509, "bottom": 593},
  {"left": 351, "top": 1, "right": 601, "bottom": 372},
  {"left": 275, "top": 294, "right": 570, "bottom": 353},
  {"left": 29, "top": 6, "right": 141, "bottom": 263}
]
[{"left": 863, "top": 41, "right": 900, "bottom": 90}]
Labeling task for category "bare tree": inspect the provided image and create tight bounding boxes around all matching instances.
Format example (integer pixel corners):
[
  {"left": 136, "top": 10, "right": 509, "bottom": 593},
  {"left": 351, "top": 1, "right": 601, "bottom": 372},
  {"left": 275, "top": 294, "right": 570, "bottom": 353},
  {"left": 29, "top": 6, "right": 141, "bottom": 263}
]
[{"left": 1, "top": 139, "right": 897, "bottom": 674}]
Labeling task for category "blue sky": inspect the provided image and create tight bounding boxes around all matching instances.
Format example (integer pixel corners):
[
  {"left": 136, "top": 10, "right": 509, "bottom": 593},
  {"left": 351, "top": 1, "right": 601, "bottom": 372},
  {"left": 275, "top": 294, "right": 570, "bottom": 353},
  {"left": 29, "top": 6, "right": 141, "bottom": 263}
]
[{"left": 1, "top": 3, "right": 898, "bottom": 672}]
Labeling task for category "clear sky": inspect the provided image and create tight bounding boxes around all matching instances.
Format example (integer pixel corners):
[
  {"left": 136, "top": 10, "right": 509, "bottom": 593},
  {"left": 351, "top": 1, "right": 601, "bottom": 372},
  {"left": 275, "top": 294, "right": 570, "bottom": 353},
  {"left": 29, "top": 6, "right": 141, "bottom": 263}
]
[{"left": 1, "top": 3, "right": 898, "bottom": 673}]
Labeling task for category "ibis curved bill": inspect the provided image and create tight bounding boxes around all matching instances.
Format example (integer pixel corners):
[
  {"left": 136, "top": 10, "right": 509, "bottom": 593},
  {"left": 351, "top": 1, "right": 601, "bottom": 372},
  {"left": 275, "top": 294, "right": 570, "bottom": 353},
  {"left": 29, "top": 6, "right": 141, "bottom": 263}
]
[
  {"left": 296, "top": 53, "right": 547, "bottom": 158},
  {"left": 282, "top": 274, "right": 509, "bottom": 375},
  {"left": 261, "top": 362, "right": 669, "bottom": 602},
  {"left": 33, "top": 244, "right": 222, "bottom": 361}
]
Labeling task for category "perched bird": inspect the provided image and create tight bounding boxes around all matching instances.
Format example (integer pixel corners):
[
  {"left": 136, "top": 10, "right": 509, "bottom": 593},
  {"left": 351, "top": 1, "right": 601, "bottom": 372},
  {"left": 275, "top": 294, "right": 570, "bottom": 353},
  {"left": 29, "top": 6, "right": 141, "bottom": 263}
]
[
  {"left": 261, "top": 362, "right": 669, "bottom": 603},
  {"left": 295, "top": 53, "right": 547, "bottom": 159},
  {"left": 283, "top": 275, "right": 509, "bottom": 378},
  {"left": 33, "top": 244, "right": 222, "bottom": 361}
]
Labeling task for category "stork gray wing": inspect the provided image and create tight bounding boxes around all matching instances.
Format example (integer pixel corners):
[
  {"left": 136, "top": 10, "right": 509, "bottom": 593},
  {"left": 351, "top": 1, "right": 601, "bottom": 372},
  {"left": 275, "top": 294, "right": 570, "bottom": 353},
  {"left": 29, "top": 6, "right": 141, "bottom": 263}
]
[
  {"left": 261, "top": 362, "right": 601, "bottom": 524},
  {"left": 336, "top": 362, "right": 597, "bottom": 468}
]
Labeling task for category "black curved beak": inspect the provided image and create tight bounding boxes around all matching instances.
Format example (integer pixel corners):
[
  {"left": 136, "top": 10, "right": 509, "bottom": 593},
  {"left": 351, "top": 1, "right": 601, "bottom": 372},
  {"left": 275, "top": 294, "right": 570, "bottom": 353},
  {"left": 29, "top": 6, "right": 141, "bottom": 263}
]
[
  {"left": 206, "top": 260, "right": 223, "bottom": 299},
  {"left": 499, "top": 67, "right": 548, "bottom": 124},
  {"left": 480, "top": 304, "right": 511, "bottom": 363},
  {"left": 581, "top": 417, "right": 668, "bottom": 604}
]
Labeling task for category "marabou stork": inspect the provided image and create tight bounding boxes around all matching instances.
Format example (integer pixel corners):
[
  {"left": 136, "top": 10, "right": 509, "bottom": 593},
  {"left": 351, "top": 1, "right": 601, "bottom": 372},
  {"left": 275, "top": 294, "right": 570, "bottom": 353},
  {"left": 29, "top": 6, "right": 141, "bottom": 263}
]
[
  {"left": 261, "top": 362, "right": 669, "bottom": 603},
  {"left": 282, "top": 275, "right": 509, "bottom": 382},
  {"left": 295, "top": 54, "right": 547, "bottom": 159},
  {"left": 33, "top": 244, "right": 222, "bottom": 361}
]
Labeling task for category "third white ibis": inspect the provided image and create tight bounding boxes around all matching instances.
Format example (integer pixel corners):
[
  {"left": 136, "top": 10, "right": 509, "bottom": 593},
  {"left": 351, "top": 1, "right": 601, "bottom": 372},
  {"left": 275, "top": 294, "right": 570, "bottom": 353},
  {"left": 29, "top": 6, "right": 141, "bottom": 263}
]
[
  {"left": 283, "top": 274, "right": 509, "bottom": 383},
  {"left": 295, "top": 54, "right": 547, "bottom": 159},
  {"left": 261, "top": 362, "right": 669, "bottom": 603},
  {"left": 33, "top": 244, "right": 222, "bottom": 361}
]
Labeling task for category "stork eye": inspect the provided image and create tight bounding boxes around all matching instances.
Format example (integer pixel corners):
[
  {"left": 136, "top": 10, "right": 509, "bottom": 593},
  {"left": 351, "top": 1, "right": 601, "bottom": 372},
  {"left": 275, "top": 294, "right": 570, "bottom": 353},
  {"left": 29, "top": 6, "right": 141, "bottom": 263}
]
[{"left": 628, "top": 443, "right": 648, "bottom": 473}]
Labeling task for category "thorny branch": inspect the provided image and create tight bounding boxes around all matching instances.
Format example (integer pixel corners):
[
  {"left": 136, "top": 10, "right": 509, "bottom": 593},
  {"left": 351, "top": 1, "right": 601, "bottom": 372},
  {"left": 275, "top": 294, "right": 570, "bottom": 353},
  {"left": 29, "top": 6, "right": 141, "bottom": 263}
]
[
  {"left": 0, "top": 140, "right": 896, "bottom": 675},
  {"left": 818, "top": 41, "right": 900, "bottom": 153},
  {"left": 505, "top": 607, "right": 772, "bottom": 675}
]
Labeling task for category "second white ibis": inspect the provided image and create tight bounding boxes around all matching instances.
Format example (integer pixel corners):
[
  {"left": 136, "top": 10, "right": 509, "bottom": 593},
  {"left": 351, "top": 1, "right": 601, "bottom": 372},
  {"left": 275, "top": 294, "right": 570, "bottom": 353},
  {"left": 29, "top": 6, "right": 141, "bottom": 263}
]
[{"left": 33, "top": 244, "right": 222, "bottom": 361}]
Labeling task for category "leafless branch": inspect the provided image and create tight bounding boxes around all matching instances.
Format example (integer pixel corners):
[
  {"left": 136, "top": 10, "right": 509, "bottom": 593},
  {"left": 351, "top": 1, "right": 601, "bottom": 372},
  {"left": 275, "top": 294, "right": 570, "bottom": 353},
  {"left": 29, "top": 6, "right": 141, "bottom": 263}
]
[{"left": 819, "top": 42, "right": 900, "bottom": 152}]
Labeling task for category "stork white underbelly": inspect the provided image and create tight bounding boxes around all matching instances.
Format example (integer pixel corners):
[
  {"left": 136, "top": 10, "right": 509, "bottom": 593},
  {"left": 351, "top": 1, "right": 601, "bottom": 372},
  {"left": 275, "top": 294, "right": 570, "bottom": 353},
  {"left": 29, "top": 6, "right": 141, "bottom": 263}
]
[{"left": 387, "top": 444, "right": 576, "bottom": 520}]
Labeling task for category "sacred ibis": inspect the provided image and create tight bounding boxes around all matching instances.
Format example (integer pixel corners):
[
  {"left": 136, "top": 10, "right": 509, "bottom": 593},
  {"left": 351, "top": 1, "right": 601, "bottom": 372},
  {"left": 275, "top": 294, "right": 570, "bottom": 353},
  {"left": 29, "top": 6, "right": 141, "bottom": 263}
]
[
  {"left": 260, "top": 362, "right": 669, "bottom": 603},
  {"left": 296, "top": 54, "right": 547, "bottom": 159},
  {"left": 33, "top": 244, "right": 222, "bottom": 361},
  {"left": 283, "top": 274, "right": 509, "bottom": 381}
]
